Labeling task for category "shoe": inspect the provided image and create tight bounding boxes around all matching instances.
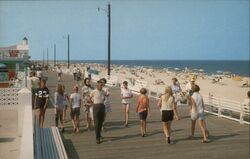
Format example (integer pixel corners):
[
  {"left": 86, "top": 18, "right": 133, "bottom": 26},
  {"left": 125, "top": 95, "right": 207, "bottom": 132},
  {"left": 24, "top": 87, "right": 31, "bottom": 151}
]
[
  {"left": 61, "top": 128, "right": 65, "bottom": 133},
  {"left": 124, "top": 123, "right": 128, "bottom": 127},
  {"left": 96, "top": 139, "right": 101, "bottom": 144},
  {"left": 201, "top": 139, "right": 210, "bottom": 143}
]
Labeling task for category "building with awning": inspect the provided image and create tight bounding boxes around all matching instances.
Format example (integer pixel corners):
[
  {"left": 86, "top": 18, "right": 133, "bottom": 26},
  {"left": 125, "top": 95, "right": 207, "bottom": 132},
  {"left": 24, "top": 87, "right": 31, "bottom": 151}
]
[{"left": 0, "top": 37, "right": 30, "bottom": 87}]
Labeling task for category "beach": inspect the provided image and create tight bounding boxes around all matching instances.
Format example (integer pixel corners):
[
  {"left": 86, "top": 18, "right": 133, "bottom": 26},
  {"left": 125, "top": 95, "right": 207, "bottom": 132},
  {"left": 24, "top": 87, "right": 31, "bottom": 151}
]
[{"left": 51, "top": 61, "right": 249, "bottom": 103}]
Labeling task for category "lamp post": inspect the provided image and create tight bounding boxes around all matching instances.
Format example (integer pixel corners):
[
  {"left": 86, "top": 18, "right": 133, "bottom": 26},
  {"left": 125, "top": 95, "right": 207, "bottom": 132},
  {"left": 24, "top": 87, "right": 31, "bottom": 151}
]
[
  {"left": 63, "top": 34, "right": 70, "bottom": 69},
  {"left": 98, "top": 3, "right": 111, "bottom": 76},
  {"left": 54, "top": 44, "right": 56, "bottom": 67},
  {"left": 42, "top": 50, "right": 45, "bottom": 67},
  {"left": 47, "top": 48, "right": 49, "bottom": 66}
]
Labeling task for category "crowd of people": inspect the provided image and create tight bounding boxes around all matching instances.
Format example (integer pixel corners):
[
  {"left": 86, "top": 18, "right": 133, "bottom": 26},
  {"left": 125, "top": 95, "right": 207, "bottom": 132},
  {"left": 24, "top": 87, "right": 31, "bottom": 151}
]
[{"left": 29, "top": 67, "right": 217, "bottom": 145}]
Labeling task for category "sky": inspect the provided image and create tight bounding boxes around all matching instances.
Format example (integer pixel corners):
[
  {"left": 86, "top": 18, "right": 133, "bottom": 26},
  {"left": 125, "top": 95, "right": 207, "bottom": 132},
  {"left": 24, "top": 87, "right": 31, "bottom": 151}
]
[{"left": 0, "top": 0, "right": 249, "bottom": 60}]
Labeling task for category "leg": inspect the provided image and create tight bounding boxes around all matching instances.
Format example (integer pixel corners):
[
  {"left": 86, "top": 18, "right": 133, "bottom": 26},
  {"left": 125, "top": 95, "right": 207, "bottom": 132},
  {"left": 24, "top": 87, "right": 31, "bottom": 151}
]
[
  {"left": 162, "top": 122, "right": 168, "bottom": 138},
  {"left": 191, "top": 120, "right": 196, "bottom": 138},
  {"left": 198, "top": 120, "right": 208, "bottom": 142},
  {"left": 93, "top": 105, "right": 100, "bottom": 140},
  {"left": 140, "top": 120, "right": 144, "bottom": 136},
  {"left": 55, "top": 109, "right": 59, "bottom": 127},
  {"left": 37, "top": 108, "right": 43, "bottom": 128},
  {"left": 76, "top": 115, "right": 80, "bottom": 133},
  {"left": 125, "top": 104, "right": 130, "bottom": 126}
]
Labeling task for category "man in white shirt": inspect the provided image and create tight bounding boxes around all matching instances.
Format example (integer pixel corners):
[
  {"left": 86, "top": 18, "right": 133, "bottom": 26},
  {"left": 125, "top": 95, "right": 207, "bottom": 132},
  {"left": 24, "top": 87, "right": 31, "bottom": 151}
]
[{"left": 70, "top": 86, "right": 81, "bottom": 133}]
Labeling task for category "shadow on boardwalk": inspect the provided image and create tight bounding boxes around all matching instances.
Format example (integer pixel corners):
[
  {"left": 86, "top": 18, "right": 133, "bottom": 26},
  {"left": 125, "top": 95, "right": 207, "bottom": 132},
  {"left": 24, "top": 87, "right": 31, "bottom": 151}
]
[{"left": 41, "top": 71, "right": 250, "bottom": 159}]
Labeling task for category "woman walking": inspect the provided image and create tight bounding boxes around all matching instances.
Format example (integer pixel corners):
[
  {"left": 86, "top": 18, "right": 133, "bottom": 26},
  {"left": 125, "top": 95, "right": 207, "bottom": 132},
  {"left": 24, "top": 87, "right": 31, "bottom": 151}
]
[
  {"left": 136, "top": 88, "right": 150, "bottom": 137},
  {"left": 62, "top": 85, "right": 69, "bottom": 124},
  {"left": 70, "top": 86, "right": 81, "bottom": 133},
  {"left": 121, "top": 81, "right": 133, "bottom": 127},
  {"left": 82, "top": 78, "right": 94, "bottom": 130},
  {"left": 34, "top": 79, "right": 49, "bottom": 128},
  {"left": 190, "top": 84, "right": 209, "bottom": 143},
  {"left": 157, "top": 86, "right": 177, "bottom": 144},
  {"left": 54, "top": 84, "right": 65, "bottom": 132},
  {"left": 90, "top": 80, "right": 106, "bottom": 144}
]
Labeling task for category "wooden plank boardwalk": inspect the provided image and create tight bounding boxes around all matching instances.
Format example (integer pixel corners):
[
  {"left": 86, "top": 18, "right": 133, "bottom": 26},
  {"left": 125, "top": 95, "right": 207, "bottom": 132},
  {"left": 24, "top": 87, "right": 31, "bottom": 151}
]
[{"left": 40, "top": 71, "right": 249, "bottom": 159}]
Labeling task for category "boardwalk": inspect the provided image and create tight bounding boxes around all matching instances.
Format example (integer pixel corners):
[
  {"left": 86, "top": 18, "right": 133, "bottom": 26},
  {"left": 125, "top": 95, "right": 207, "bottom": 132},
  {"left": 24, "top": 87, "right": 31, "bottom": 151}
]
[{"left": 41, "top": 71, "right": 249, "bottom": 159}]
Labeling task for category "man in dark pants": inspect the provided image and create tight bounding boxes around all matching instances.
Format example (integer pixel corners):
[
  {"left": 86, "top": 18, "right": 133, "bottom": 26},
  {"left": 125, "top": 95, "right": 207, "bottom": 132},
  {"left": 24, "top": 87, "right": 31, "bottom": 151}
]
[{"left": 90, "top": 80, "right": 106, "bottom": 144}]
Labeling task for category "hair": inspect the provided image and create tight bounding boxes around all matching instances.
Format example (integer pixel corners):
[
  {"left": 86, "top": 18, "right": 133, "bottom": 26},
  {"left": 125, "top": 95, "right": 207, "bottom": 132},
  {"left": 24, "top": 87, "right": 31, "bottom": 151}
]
[
  {"left": 40, "top": 79, "right": 46, "bottom": 87},
  {"left": 123, "top": 81, "right": 128, "bottom": 85},
  {"left": 172, "top": 77, "right": 178, "bottom": 82},
  {"left": 247, "top": 91, "right": 250, "bottom": 98},
  {"left": 162, "top": 86, "right": 173, "bottom": 103},
  {"left": 56, "top": 84, "right": 64, "bottom": 96},
  {"left": 32, "top": 71, "right": 36, "bottom": 76},
  {"left": 140, "top": 88, "right": 147, "bottom": 95},
  {"left": 74, "top": 85, "right": 79, "bottom": 92},
  {"left": 192, "top": 84, "right": 200, "bottom": 92},
  {"left": 84, "top": 78, "right": 90, "bottom": 85},
  {"left": 100, "top": 78, "right": 107, "bottom": 84}
]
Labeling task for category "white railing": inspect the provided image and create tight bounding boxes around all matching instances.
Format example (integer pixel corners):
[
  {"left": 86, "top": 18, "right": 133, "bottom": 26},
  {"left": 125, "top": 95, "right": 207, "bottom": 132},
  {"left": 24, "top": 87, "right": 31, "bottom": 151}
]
[{"left": 203, "top": 95, "right": 250, "bottom": 125}]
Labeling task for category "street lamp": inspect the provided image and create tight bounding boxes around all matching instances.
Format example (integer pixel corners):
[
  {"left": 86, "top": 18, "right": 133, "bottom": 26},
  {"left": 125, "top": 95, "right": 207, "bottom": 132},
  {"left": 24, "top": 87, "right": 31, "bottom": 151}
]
[
  {"left": 63, "top": 34, "right": 70, "bottom": 69},
  {"left": 98, "top": 3, "right": 111, "bottom": 76},
  {"left": 54, "top": 44, "right": 56, "bottom": 67}
]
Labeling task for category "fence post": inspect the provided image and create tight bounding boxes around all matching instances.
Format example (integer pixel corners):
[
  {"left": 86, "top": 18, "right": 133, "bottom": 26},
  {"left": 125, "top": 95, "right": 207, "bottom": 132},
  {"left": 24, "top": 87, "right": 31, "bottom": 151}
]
[
  {"left": 218, "top": 99, "right": 222, "bottom": 118},
  {"left": 18, "top": 88, "right": 32, "bottom": 136},
  {"left": 240, "top": 103, "right": 244, "bottom": 124}
]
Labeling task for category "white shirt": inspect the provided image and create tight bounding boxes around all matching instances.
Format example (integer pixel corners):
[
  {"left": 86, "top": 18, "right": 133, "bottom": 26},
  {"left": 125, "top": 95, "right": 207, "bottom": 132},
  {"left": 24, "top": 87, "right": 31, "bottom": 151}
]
[
  {"left": 36, "top": 70, "right": 43, "bottom": 78},
  {"left": 192, "top": 92, "right": 204, "bottom": 114},
  {"left": 90, "top": 89, "right": 106, "bottom": 104},
  {"left": 103, "top": 87, "right": 111, "bottom": 106},
  {"left": 72, "top": 67, "right": 77, "bottom": 74},
  {"left": 121, "top": 88, "right": 133, "bottom": 104},
  {"left": 70, "top": 93, "right": 81, "bottom": 108},
  {"left": 185, "top": 82, "right": 192, "bottom": 92},
  {"left": 161, "top": 96, "right": 174, "bottom": 111}
]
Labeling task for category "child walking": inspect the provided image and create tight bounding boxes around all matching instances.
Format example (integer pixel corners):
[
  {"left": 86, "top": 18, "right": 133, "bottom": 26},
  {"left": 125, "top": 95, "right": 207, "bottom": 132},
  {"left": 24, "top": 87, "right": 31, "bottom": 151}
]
[{"left": 136, "top": 88, "right": 150, "bottom": 137}]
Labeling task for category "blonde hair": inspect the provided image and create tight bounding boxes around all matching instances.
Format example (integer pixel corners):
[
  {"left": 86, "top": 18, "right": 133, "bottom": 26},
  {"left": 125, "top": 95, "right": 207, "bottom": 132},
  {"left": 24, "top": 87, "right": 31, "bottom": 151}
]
[
  {"left": 162, "top": 86, "right": 173, "bottom": 103},
  {"left": 56, "top": 84, "right": 64, "bottom": 96}
]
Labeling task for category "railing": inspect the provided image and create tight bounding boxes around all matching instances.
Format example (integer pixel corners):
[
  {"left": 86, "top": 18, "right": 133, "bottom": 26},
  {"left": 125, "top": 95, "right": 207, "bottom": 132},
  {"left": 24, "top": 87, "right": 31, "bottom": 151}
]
[{"left": 203, "top": 95, "right": 250, "bottom": 125}]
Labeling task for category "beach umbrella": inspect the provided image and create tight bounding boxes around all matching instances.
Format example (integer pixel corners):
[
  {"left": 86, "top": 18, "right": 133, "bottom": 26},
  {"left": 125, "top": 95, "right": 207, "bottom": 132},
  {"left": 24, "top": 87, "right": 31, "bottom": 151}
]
[{"left": 216, "top": 70, "right": 223, "bottom": 74}]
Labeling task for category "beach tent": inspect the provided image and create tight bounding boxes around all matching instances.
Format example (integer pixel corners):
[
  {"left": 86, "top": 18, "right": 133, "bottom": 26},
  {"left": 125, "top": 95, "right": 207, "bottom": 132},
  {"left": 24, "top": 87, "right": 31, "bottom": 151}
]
[{"left": 232, "top": 76, "right": 243, "bottom": 81}]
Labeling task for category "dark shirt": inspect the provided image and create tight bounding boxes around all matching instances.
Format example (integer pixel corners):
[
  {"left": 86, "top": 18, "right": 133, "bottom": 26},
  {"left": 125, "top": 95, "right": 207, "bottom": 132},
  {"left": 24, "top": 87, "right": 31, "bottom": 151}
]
[{"left": 35, "top": 87, "right": 49, "bottom": 108}]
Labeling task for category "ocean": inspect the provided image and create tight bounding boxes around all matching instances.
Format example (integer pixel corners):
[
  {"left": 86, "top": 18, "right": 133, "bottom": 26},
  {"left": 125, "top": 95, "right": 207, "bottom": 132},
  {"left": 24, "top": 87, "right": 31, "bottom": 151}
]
[{"left": 70, "top": 60, "right": 249, "bottom": 77}]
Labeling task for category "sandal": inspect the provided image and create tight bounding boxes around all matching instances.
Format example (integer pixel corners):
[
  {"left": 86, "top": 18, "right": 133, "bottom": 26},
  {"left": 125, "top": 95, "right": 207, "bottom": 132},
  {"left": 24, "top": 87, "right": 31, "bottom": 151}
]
[{"left": 201, "top": 140, "right": 209, "bottom": 143}]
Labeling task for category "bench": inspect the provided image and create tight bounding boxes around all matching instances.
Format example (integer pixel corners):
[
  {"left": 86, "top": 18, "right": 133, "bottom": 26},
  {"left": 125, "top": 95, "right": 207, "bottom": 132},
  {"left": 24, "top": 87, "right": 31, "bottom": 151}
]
[
  {"left": 203, "top": 95, "right": 250, "bottom": 125},
  {"left": 34, "top": 115, "right": 68, "bottom": 159}
]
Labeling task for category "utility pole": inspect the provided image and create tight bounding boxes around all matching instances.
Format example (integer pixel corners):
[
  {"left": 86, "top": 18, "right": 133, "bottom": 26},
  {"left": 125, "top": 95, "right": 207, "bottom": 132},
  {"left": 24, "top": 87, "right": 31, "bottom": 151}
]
[
  {"left": 47, "top": 48, "right": 49, "bottom": 66},
  {"left": 54, "top": 44, "right": 56, "bottom": 66},
  {"left": 68, "top": 34, "right": 70, "bottom": 69},
  {"left": 107, "top": 3, "right": 111, "bottom": 76},
  {"left": 42, "top": 50, "right": 45, "bottom": 67}
]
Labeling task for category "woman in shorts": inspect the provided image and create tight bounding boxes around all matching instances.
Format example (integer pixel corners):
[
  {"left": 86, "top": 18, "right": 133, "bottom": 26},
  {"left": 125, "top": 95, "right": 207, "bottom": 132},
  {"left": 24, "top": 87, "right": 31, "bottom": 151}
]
[
  {"left": 35, "top": 79, "right": 49, "bottom": 128},
  {"left": 136, "top": 88, "right": 150, "bottom": 137},
  {"left": 190, "top": 84, "right": 209, "bottom": 143},
  {"left": 121, "top": 81, "right": 133, "bottom": 127},
  {"left": 70, "top": 86, "right": 81, "bottom": 133},
  {"left": 157, "top": 86, "right": 177, "bottom": 144},
  {"left": 54, "top": 84, "right": 65, "bottom": 132}
]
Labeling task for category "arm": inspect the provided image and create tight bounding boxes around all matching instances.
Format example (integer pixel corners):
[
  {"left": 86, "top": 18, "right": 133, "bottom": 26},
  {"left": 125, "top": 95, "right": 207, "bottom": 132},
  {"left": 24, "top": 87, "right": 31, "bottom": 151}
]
[
  {"left": 34, "top": 95, "right": 37, "bottom": 109},
  {"left": 157, "top": 98, "right": 162, "bottom": 109},
  {"left": 136, "top": 97, "right": 140, "bottom": 113}
]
